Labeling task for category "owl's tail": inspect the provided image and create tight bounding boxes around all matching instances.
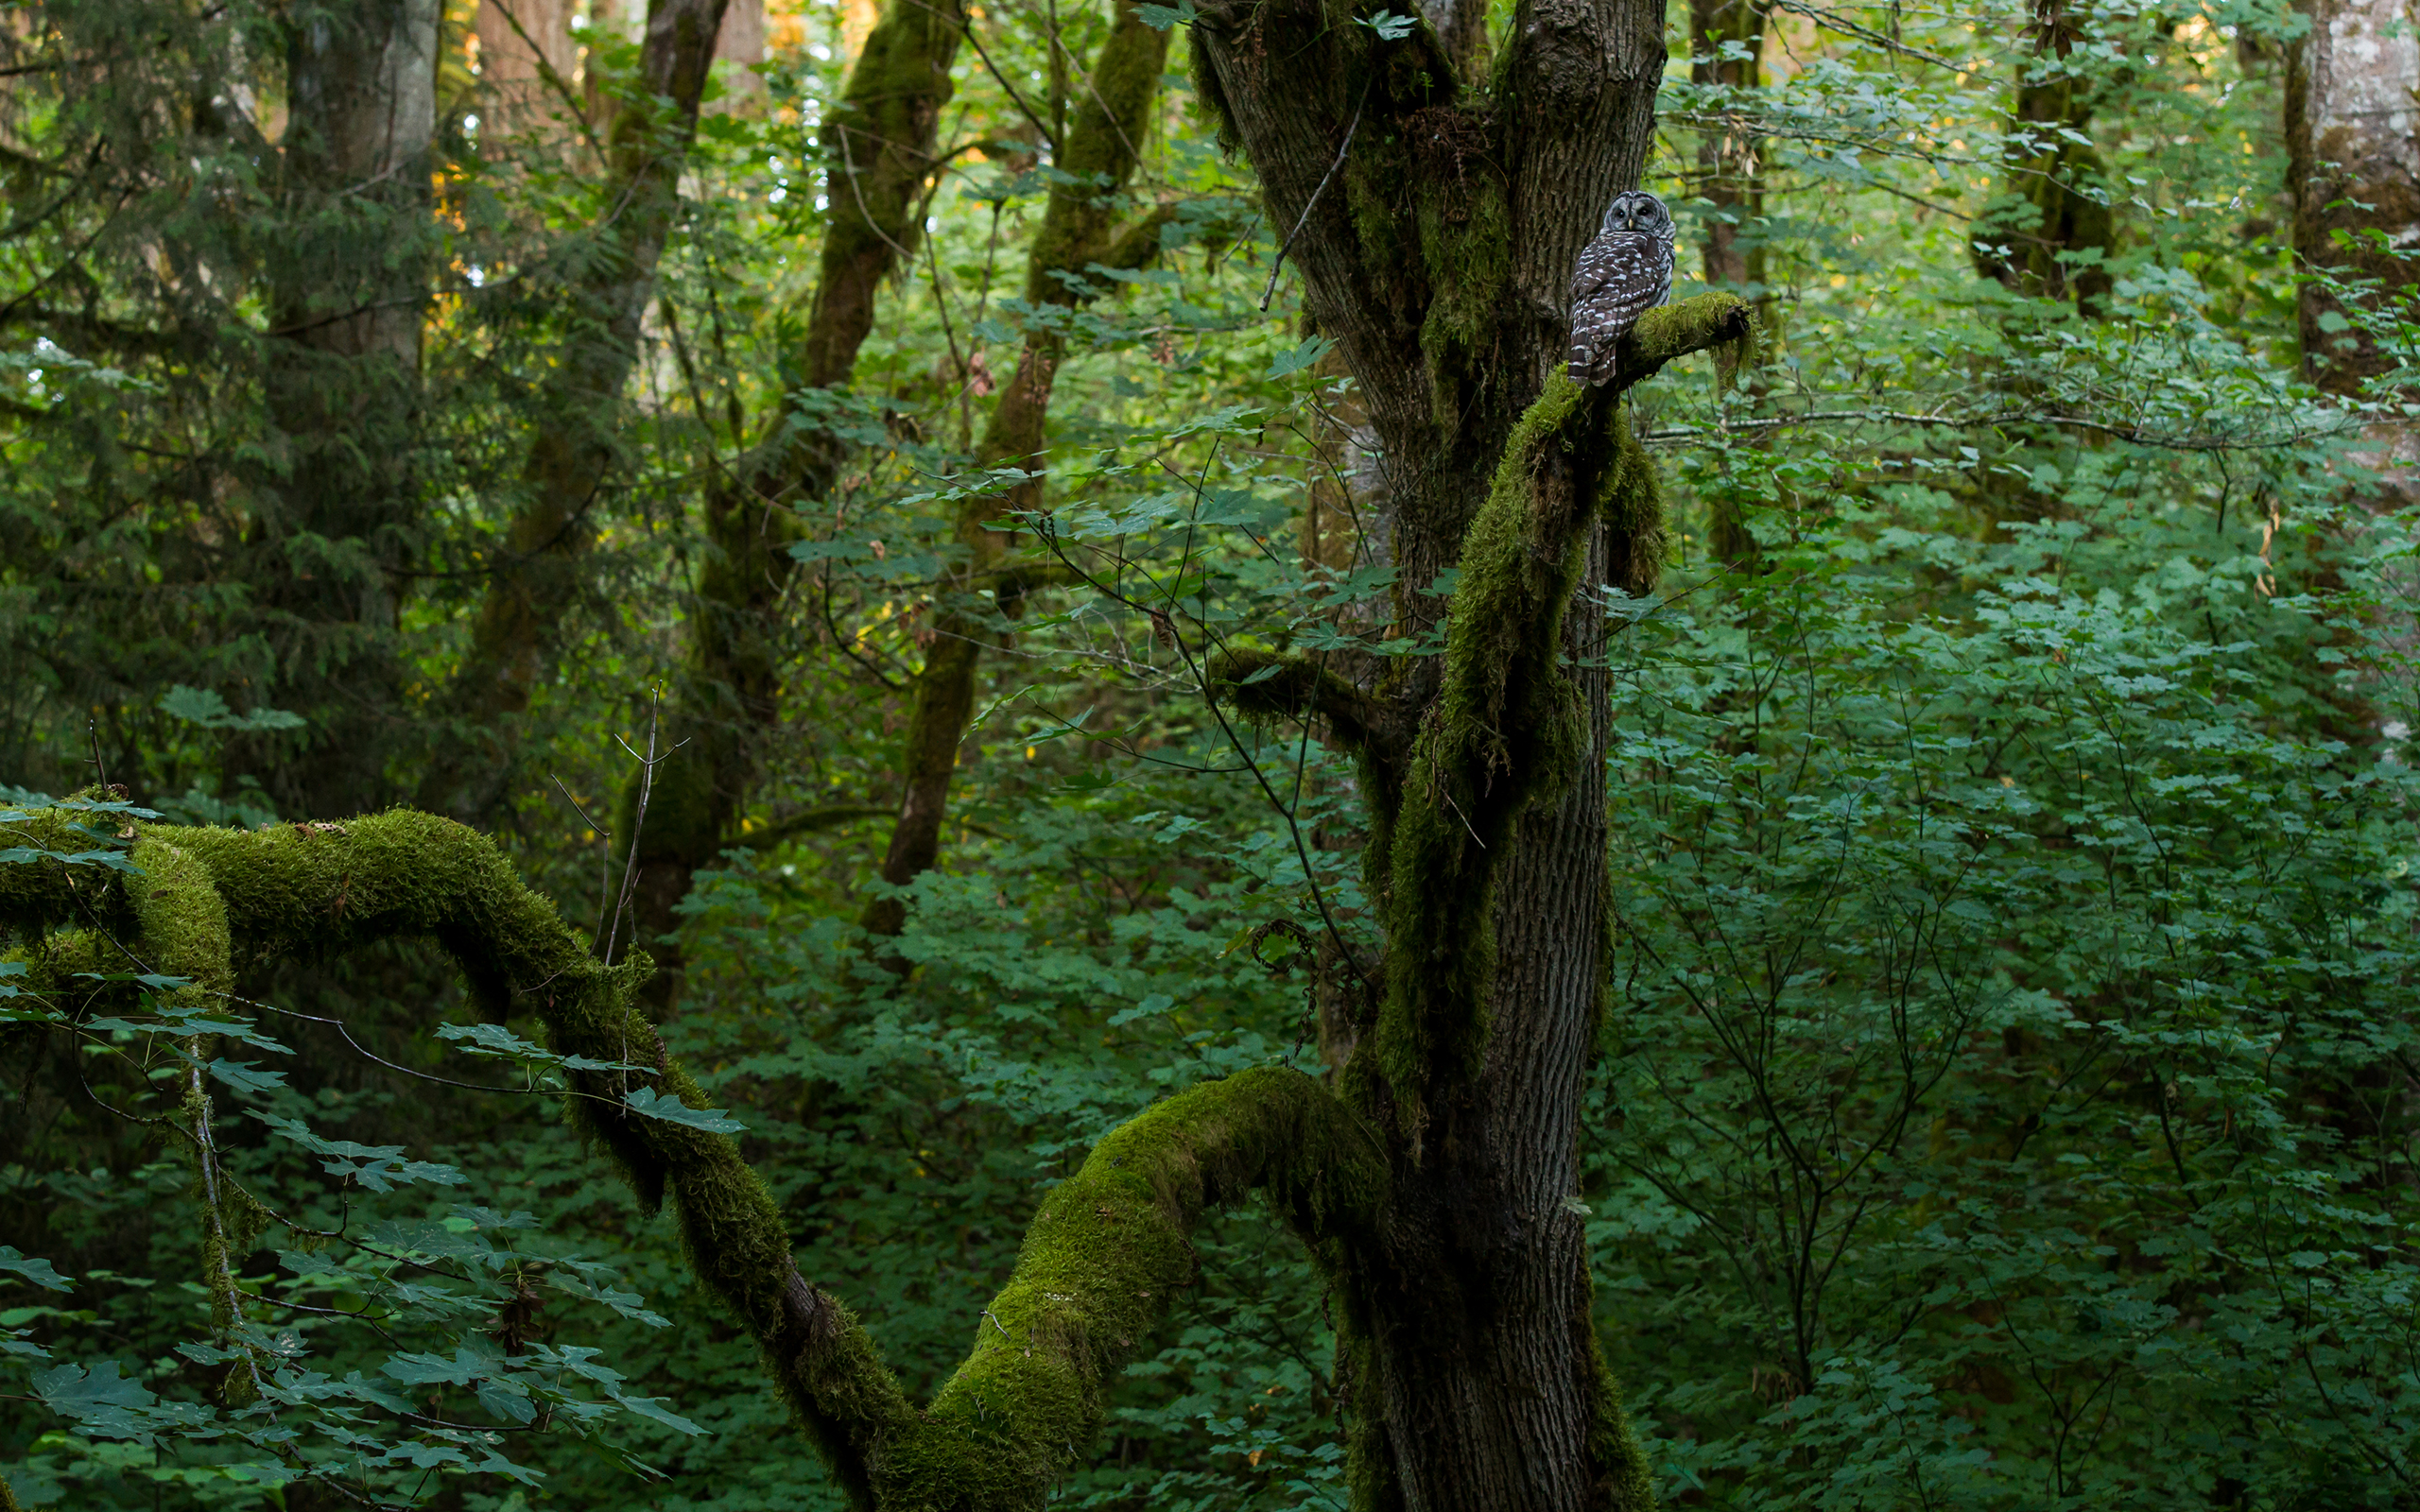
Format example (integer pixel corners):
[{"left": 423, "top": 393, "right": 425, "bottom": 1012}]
[{"left": 1565, "top": 342, "right": 1619, "bottom": 387}]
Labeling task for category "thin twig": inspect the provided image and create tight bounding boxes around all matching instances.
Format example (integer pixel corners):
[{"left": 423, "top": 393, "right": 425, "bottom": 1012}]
[{"left": 1260, "top": 100, "right": 1363, "bottom": 312}]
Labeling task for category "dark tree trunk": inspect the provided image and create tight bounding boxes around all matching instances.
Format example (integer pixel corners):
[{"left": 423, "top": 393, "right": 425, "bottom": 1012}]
[
  {"left": 598, "top": 0, "right": 971, "bottom": 1003},
  {"left": 419, "top": 0, "right": 731, "bottom": 819},
  {"left": 1970, "top": 1, "right": 2115, "bottom": 306},
  {"left": 254, "top": 0, "right": 441, "bottom": 817},
  {"left": 1188, "top": 0, "right": 1669, "bottom": 1502},
  {"left": 860, "top": 3, "right": 1168, "bottom": 942}
]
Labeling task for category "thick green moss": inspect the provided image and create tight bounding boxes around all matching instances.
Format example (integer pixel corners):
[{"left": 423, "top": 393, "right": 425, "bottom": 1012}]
[
  {"left": 1, "top": 812, "right": 1392, "bottom": 1511},
  {"left": 1370, "top": 370, "right": 1608, "bottom": 1135},
  {"left": 872, "top": 1066, "right": 1385, "bottom": 1510}
]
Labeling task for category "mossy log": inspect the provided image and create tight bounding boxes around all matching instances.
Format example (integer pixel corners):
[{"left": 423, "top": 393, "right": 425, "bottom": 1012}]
[{"left": 0, "top": 805, "right": 1385, "bottom": 1511}]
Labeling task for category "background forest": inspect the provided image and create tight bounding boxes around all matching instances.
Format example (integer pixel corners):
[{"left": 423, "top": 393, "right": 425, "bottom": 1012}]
[{"left": 5, "top": 0, "right": 2420, "bottom": 1500}]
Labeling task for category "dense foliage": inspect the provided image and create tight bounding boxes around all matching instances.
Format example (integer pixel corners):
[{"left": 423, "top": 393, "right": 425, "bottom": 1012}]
[{"left": 6, "top": 0, "right": 2419, "bottom": 1503}]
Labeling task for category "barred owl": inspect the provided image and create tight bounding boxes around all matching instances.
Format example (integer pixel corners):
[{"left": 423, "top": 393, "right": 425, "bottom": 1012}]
[{"left": 1566, "top": 191, "right": 1675, "bottom": 386}]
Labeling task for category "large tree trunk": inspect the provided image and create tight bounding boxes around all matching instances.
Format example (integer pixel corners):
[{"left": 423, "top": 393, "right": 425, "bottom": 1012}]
[
  {"left": 254, "top": 0, "right": 441, "bottom": 817},
  {"left": 2288, "top": 0, "right": 2420, "bottom": 398},
  {"left": 1186, "top": 0, "right": 1684, "bottom": 1500}
]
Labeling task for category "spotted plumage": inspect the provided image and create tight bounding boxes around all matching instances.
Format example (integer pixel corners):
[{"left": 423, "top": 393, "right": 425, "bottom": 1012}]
[{"left": 1566, "top": 190, "right": 1676, "bottom": 385}]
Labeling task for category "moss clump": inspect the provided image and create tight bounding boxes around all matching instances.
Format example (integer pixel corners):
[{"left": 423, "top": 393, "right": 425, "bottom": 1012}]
[{"left": 871, "top": 1066, "right": 1383, "bottom": 1510}]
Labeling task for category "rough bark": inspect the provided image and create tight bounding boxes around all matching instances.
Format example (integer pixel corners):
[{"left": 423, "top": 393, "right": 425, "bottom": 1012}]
[
  {"left": 2288, "top": 0, "right": 2420, "bottom": 399},
  {"left": 421, "top": 0, "right": 734, "bottom": 819},
  {"left": 1970, "top": 0, "right": 2115, "bottom": 306},
  {"left": 600, "top": 0, "right": 969, "bottom": 1007},
  {"left": 1179, "top": 0, "right": 1754, "bottom": 1496},
  {"left": 253, "top": 0, "right": 441, "bottom": 818},
  {"left": 472, "top": 0, "right": 576, "bottom": 136},
  {"left": 860, "top": 3, "right": 1168, "bottom": 941}
]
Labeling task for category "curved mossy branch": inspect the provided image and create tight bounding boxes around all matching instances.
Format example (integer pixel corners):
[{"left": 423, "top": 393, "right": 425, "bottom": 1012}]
[
  {"left": 1371, "top": 291, "right": 1750, "bottom": 1143},
  {"left": 1605, "top": 291, "right": 1755, "bottom": 399},
  {"left": 871, "top": 1065, "right": 1386, "bottom": 1509},
  {"left": 1204, "top": 647, "right": 1402, "bottom": 761},
  {"left": 1, "top": 809, "right": 1389, "bottom": 1512}
]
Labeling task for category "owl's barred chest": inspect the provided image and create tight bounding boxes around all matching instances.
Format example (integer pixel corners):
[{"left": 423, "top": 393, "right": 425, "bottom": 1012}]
[{"left": 1564, "top": 215, "right": 1675, "bottom": 385}]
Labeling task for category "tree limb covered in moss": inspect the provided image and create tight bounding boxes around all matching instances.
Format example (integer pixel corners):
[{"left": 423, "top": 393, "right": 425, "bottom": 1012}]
[
  {"left": 1368, "top": 291, "right": 1748, "bottom": 1140},
  {"left": 1205, "top": 646, "right": 1405, "bottom": 764},
  {"left": 0, "top": 806, "right": 1386, "bottom": 1512}
]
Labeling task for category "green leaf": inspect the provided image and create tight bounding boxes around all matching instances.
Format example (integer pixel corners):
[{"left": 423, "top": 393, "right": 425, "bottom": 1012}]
[
  {"left": 207, "top": 1058, "right": 287, "bottom": 1095},
  {"left": 158, "top": 684, "right": 306, "bottom": 731},
  {"left": 1134, "top": 0, "right": 1196, "bottom": 28},
  {"left": 0, "top": 1247, "right": 71, "bottom": 1293},
  {"left": 1264, "top": 335, "right": 1335, "bottom": 380},
  {"left": 622, "top": 1087, "right": 748, "bottom": 1134}
]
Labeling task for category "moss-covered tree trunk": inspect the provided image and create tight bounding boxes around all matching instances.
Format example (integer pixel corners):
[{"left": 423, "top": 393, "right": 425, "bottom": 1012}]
[
  {"left": 1184, "top": 0, "right": 1740, "bottom": 1499},
  {"left": 6, "top": 0, "right": 1754, "bottom": 1501}
]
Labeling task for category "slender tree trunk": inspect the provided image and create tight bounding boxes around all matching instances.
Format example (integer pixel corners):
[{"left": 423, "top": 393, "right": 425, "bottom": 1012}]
[
  {"left": 603, "top": 0, "right": 970, "bottom": 1004},
  {"left": 1689, "top": 0, "right": 1763, "bottom": 292},
  {"left": 1688, "top": 0, "right": 1767, "bottom": 568},
  {"left": 419, "top": 0, "right": 731, "bottom": 819},
  {"left": 860, "top": 3, "right": 1168, "bottom": 941},
  {"left": 1970, "top": 0, "right": 2115, "bottom": 306}
]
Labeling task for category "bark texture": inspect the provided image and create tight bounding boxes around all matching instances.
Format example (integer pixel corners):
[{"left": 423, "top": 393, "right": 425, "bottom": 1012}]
[
  {"left": 2288, "top": 0, "right": 2420, "bottom": 396},
  {"left": 472, "top": 0, "right": 576, "bottom": 136}
]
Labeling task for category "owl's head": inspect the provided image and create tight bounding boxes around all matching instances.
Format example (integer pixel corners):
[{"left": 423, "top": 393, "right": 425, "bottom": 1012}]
[{"left": 1602, "top": 191, "right": 1672, "bottom": 236}]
